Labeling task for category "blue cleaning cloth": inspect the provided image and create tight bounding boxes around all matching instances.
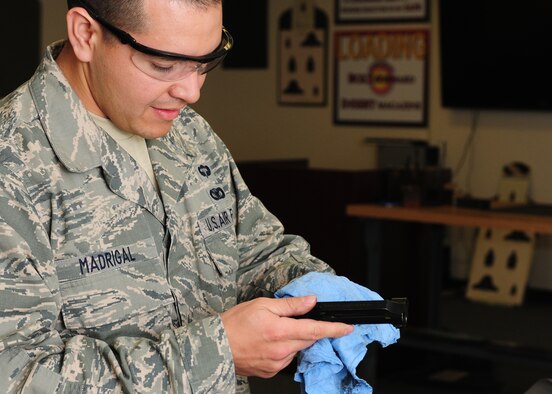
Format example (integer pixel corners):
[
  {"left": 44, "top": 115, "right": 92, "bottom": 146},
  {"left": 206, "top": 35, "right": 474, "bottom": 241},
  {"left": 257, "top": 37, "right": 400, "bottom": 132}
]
[{"left": 275, "top": 272, "right": 400, "bottom": 394}]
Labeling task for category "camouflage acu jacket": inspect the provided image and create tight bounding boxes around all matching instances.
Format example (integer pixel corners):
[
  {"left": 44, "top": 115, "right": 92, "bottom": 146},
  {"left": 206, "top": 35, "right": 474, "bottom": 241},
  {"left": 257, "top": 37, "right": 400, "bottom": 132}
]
[{"left": 0, "top": 42, "right": 331, "bottom": 393}]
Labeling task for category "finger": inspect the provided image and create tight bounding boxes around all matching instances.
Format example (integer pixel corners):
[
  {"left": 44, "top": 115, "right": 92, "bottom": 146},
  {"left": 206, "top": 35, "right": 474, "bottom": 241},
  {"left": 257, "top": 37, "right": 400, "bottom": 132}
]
[
  {"left": 269, "top": 296, "right": 317, "bottom": 317},
  {"left": 274, "top": 317, "right": 354, "bottom": 343},
  {"left": 279, "top": 352, "right": 297, "bottom": 371},
  {"left": 302, "top": 320, "right": 354, "bottom": 341},
  {"left": 280, "top": 329, "right": 350, "bottom": 355},
  {"left": 253, "top": 350, "right": 299, "bottom": 379}
]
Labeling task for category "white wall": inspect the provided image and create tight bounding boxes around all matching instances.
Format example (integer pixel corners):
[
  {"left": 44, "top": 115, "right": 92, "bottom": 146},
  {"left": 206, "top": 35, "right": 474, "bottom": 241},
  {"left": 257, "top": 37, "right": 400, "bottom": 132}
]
[
  {"left": 194, "top": 0, "right": 552, "bottom": 201},
  {"left": 41, "top": 0, "right": 552, "bottom": 289},
  {"left": 39, "top": 0, "right": 67, "bottom": 49},
  {"left": 193, "top": 0, "right": 432, "bottom": 170}
]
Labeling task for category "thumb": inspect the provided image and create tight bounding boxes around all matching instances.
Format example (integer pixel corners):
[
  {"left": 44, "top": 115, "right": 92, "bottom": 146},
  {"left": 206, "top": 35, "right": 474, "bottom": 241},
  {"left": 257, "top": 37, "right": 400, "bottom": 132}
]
[{"left": 273, "top": 295, "right": 317, "bottom": 317}]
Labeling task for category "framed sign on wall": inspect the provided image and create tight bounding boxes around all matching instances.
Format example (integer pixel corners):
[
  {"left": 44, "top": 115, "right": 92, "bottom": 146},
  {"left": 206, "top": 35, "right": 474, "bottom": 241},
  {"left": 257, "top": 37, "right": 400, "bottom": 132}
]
[
  {"left": 278, "top": 1, "right": 329, "bottom": 106},
  {"left": 333, "top": 28, "right": 429, "bottom": 127},
  {"left": 336, "top": 0, "right": 429, "bottom": 24}
]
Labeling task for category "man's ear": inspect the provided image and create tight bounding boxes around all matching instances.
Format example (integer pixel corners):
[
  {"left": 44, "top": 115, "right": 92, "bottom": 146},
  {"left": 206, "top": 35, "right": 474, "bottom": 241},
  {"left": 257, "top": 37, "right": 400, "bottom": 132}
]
[{"left": 65, "top": 7, "right": 100, "bottom": 62}]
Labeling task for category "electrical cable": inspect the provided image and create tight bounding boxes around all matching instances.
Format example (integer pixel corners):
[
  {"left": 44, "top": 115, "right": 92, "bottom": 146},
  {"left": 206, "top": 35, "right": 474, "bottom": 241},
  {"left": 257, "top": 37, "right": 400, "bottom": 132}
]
[{"left": 453, "top": 110, "right": 480, "bottom": 191}]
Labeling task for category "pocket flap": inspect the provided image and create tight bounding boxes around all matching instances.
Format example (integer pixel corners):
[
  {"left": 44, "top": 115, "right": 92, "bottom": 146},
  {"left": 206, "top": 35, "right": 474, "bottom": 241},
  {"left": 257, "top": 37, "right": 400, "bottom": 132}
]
[{"left": 57, "top": 242, "right": 173, "bottom": 329}]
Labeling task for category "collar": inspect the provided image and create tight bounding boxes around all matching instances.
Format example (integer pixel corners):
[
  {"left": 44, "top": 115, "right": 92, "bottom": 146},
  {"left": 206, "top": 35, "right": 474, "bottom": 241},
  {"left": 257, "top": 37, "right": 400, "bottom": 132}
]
[
  {"left": 28, "top": 41, "right": 197, "bottom": 173},
  {"left": 27, "top": 42, "right": 171, "bottom": 223},
  {"left": 29, "top": 41, "right": 104, "bottom": 173}
]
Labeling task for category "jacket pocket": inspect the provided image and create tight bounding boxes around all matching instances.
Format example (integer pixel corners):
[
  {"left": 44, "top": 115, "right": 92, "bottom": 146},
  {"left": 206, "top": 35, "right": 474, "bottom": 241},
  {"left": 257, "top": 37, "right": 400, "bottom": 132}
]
[
  {"left": 56, "top": 240, "right": 174, "bottom": 330},
  {"left": 197, "top": 206, "right": 239, "bottom": 277},
  {"left": 204, "top": 229, "right": 239, "bottom": 277},
  {"left": 201, "top": 229, "right": 239, "bottom": 311}
]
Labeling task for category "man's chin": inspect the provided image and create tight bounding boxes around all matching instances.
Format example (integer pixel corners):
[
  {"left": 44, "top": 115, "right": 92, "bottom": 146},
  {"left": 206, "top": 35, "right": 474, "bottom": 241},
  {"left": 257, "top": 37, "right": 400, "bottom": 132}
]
[
  {"left": 143, "top": 128, "right": 172, "bottom": 140},
  {"left": 134, "top": 119, "right": 175, "bottom": 139}
]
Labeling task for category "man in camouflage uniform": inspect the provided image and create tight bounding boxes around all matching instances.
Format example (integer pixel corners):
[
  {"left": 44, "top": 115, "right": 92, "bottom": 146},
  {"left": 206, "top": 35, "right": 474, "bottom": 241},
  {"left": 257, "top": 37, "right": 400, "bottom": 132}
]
[{"left": 0, "top": 0, "right": 353, "bottom": 392}]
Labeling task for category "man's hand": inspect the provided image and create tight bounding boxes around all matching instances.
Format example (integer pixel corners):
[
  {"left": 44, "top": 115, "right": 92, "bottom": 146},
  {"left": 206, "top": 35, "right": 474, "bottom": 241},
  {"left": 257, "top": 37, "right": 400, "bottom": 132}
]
[{"left": 220, "top": 296, "right": 354, "bottom": 378}]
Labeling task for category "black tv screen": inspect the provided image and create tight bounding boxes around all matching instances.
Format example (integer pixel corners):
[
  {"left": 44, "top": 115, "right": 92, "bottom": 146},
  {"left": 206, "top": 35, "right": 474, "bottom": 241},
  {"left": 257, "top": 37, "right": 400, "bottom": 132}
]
[{"left": 439, "top": 0, "right": 552, "bottom": 111}]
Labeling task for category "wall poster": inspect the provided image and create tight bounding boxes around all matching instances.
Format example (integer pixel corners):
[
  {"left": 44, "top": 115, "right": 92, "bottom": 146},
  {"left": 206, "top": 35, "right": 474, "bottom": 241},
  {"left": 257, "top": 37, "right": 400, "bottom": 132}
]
[
  {"left": 333, "top": 28, "right": 429, "bottom": 127},
  {"left": 336, "top": 0, "right": 429, "bottom": 23},
  {"left": 278, "top": 0, "right": 329, "bottom": 106}
]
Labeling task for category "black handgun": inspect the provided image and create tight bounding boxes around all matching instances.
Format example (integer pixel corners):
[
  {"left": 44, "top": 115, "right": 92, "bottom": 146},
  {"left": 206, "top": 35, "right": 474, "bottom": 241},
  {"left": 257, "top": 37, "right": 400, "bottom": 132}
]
[{"left": 295, "top": 298, "right": 408, "bottom": 327}]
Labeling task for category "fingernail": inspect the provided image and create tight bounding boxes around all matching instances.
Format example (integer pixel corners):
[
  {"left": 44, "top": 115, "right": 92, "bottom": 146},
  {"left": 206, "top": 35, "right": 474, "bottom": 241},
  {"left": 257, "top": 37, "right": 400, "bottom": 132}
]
[{"left": 303, "top": 295, "right": 316, "bottom": 305}]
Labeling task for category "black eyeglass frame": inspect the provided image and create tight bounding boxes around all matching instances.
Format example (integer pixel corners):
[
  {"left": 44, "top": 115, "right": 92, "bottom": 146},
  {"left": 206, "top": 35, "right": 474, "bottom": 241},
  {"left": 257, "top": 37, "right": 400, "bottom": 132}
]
[{"left": 68, "top": 0, "right": 233, "bottom": 64}]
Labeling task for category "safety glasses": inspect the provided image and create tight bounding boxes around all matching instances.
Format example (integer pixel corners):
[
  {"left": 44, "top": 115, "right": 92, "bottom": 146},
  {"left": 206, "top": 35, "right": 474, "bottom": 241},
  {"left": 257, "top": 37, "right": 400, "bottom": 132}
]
[{"left": 70, "top": 0, "right": 233, "bottom": 81}]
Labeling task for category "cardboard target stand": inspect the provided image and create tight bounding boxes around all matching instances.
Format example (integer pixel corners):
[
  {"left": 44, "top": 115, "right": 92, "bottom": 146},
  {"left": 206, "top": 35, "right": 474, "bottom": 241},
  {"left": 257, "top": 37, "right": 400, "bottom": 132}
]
[{"left": 466, "top": 163, "right": 534, "bottom": 306}]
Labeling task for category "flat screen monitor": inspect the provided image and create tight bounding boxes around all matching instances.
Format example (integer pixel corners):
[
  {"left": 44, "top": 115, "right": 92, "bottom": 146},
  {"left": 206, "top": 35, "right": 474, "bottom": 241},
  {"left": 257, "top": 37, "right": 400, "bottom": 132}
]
[{"left": 439, "top": 0, "right": 552, "bottom": 111}]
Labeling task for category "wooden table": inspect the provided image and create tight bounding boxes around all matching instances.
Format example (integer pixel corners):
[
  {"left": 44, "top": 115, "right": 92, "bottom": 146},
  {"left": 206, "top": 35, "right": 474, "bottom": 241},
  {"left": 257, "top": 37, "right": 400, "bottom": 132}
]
[
  {"left": 346, "top": 204, "right": 552, "bottom": 235},
  {"left": 346, "top": 203, "right": 552, "bottom": 376}
]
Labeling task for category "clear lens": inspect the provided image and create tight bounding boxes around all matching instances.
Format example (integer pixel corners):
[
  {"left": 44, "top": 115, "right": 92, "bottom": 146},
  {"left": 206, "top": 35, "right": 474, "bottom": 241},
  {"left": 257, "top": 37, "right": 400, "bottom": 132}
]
[
  {"left": 131, "top": 51, "right": 227, "bottom": 81},
  {"left": 78, "top": 0, "right": 233, "bottom": 82},
  {"left": 199, "top": 55, "right": 226, "bottom": 74}
]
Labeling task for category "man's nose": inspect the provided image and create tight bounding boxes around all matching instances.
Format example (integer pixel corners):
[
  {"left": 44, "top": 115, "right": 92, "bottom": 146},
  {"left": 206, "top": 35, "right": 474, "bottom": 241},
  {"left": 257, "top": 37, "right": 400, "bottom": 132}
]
[{"left": 168, "top": 72, "right": 204, "bottom": 104}]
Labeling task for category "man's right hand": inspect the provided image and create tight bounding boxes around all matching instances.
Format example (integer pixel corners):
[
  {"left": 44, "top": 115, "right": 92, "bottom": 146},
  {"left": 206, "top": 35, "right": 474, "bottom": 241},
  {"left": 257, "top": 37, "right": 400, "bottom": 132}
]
[{"left": 220, "top": 296, "right": 354, "bottom": 378}]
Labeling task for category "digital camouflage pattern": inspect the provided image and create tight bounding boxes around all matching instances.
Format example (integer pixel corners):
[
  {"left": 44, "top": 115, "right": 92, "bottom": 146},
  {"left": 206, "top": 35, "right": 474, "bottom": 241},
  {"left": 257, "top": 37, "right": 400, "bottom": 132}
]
[{"left": 0, "top": 41, "right": 332, "bottom": 393}]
